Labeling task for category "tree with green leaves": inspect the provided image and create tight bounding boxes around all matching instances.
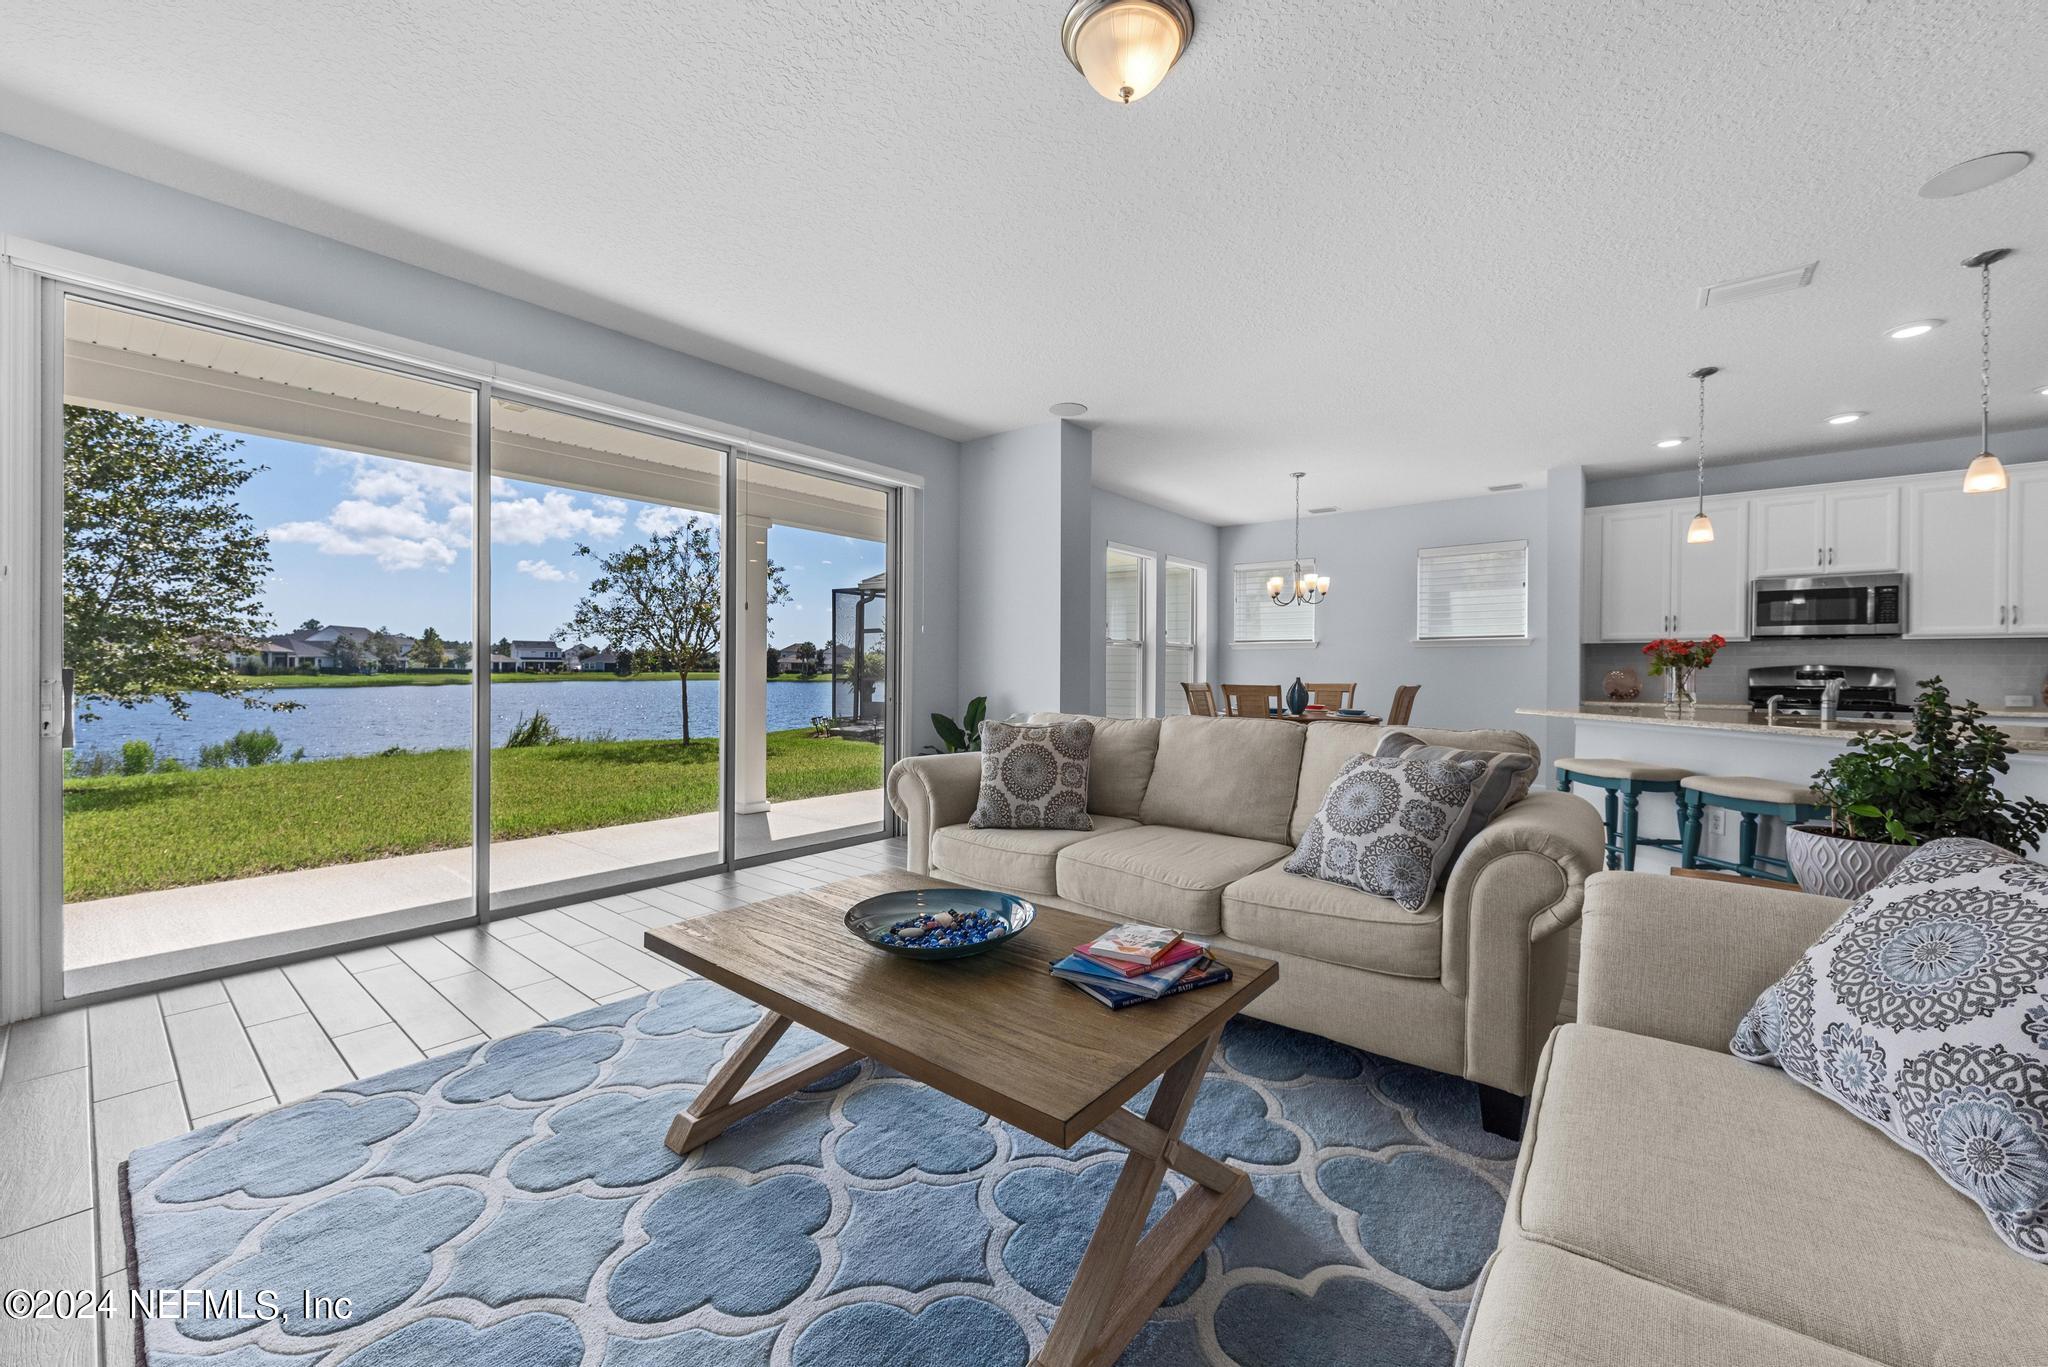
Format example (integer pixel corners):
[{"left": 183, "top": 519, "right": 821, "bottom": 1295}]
[
  {"left": 63, "top": 406, "right": 282, "bottom": 721},
  {"left": 792, "top": 641, "right": 822, "bottom": 677},
  {"left": 368, "top": 627, "right": 406, "bottom": 672},
  {"left": 447, "top": 639, "right": 473, "bottom": 670},
  {"left": 329, "top": 632, "right": 367, "bottom": 674},
  {"left": 415, "top": 626, "right": 447, "bottom": 669},
  {"left": 296, "top": 618, "right": 323, "bottom": 634},
  {"left": 563, "top": 518, "right": 787, "bottom": 742}
]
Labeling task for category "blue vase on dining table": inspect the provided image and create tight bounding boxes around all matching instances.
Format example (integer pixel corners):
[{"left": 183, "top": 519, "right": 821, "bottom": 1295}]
[{"left": 1286, "top": 677, "right": 1309, "bottom": 716}]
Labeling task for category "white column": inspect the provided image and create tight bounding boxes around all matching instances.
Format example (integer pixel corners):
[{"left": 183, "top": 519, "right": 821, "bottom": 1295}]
[{"left": 734, "top": 513, "right": 772, "bottom": 815}]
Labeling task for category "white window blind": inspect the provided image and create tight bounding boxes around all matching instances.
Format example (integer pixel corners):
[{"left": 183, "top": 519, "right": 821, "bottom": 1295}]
[
  {"left": 1416, "top": 540, "right": 1528, "bottom": 641},
  {"left": 1232, "top": 561, "right": 1316, "bottom": 644},
  {"left": 1163, "top": 561, "right": 1201, "bottom": 714},
  {"left": 1106, "top": 548, "right": 1145, "bottom": 718}
]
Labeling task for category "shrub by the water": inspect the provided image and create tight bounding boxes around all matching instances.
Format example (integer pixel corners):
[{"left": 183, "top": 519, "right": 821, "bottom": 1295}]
[
  {"left": 199, "top": 728, "right": 286, "bottom": 769},
  {"left": 505, "top": 711, "right": 563, "bottom": 747},
  {"left": 120, "top": 739, "right": 157, "bottom": 776}
]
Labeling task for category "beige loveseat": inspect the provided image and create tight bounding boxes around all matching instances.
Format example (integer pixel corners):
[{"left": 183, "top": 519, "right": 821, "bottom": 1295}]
[
  {"left": 886, "top": 714, "right": 1603, "bottom": 1123},
  {"left": 1461, "top": 872, "right": 2048, "bottom": 1364}
]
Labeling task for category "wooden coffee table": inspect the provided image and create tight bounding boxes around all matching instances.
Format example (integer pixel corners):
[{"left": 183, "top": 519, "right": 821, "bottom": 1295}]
[{"left": 644, "top": 869, "right": 1278, "bottom": 1367}]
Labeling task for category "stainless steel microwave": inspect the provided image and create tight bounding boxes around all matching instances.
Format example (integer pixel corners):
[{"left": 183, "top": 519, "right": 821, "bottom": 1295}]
[{"left": 1750, "top": 573, "right": 1906, "bottom": 638}]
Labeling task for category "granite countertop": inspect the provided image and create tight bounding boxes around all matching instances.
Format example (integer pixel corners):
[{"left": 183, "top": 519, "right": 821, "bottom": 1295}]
[{"left": 1520, "top": 704, "right": 2048, "bottom": 755}]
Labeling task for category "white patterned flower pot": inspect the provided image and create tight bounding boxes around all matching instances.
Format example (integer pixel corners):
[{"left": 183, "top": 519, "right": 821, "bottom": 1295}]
[{"left": 1785, "top": 824, "right": 1913, "bottom": 900}]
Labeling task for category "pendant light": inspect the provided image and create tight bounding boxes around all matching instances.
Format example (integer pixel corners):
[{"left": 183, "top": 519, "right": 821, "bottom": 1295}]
[
  {"left": 1962, "top": 248, "right": 2013, "bottom": 494},
  {"left": 1267, "top": 473, "right": 1329, "bottom": 606},
  {"left": 1685, "top": 367, "right": 1720, "bottom": 544},
  {"left": 1062, "top": 0, "right": 1194, "bottom": 105}
]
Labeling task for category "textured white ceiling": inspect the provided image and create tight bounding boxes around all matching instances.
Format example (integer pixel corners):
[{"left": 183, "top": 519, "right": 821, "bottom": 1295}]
[{"left": 3, "top": 1, "right": 2046, "bottom": 524}]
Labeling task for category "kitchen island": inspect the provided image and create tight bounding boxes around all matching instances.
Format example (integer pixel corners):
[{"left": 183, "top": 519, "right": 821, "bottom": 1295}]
[{"left": 1518, "top": 703, "right": 2048, "bottom": 872}]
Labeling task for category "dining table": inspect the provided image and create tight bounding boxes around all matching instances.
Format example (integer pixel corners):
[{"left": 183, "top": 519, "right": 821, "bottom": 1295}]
[{"left": 1267, "top": 710, "right": 1382, "bottom": 724}]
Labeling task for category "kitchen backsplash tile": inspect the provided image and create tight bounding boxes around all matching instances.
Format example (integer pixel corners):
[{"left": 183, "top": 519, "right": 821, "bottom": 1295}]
[{"left": 1583, "top": 638, "right": 2048, "bottom": 709}]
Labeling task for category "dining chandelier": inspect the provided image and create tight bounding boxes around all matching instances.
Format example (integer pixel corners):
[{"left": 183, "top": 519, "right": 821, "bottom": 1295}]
[{"left": 1268, "top": 473, "right": 1329, "bottom": 607}]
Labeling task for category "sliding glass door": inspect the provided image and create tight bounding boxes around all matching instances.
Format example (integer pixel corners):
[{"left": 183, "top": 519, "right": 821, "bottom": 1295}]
[
  {"left": 58, "top": 293, "right": 477, "bottom": 995},
  {"left": 37, "top": 286, "right": 903, "bottom": 1003},
  {"left": 485, "top": 399, "right": 727, "bottom": 907},
  {"left": 730, "top": 455, "right": 894, "bottom": 861}
]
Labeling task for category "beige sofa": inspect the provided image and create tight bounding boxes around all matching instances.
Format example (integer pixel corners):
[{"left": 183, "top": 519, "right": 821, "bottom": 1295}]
[
  {"left": 1461, "top": 871, "right": 2048, "bottom": 1364},
  {"left": 886, "top": 713, "right": 1604, "bottom": 1125}
]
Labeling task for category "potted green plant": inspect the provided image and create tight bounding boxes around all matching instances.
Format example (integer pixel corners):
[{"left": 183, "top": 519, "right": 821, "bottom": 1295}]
[
  {"left": 1792, "top": 677, "right": 2048, "bottom": 898},
  {"left": 928, "top": 696, "right": 988, "bottom": 754}
]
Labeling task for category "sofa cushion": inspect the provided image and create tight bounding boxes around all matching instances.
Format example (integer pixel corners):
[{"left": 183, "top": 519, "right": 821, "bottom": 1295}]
[
  {"left": 1221, "top": 862, "right": 1439, "bottom": 978},
  {"left": 1056, "top": 825, "right": 1294, "bottom": 936},
  {"left": 1027, "top": 713, "right": 1160, "bottom": 819},
  {"left": 1730, "top": 837, "right": 2048, "bottom": 1262},
  {"left": 969, "top": 719, "right": 1094, "bottom": 830},
  {"left": 1513, "top": 1025, "right": 2048, "bottom": 1367},
  {"left": 1138, "top": 715, "right": 1306, "bottom": 844},
  {"left": 1461, "top": 1239, "right": 1880, "bottom": 1367},
  {"left": 930, "top": 816, "right": 1138, "bottom": 897},
  {"left": 1291, "top": 722, "right": 1540, "bottom": 843}
]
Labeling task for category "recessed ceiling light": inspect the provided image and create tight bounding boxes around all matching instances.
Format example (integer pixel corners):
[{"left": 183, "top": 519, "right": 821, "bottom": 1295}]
[
  {"left": 1885, "top": 319, "right": 1943, "bottom": 340},
  {"left": 1919, "top": 151, "right": 2033, "bottom": 198},
  {"left": 1826, "top": 412, "right": 1867, "bottom": 425},
  {"left": 1048, "top": 401, "right": 1089, "bottom": 417},
  {"left": 1656, "top": 438, "right": 1685, "bottom": 448}
]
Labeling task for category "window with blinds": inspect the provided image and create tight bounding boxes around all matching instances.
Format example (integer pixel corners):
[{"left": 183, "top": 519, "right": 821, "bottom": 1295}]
[
  {"left": 1105, "top": 547, "right": 1147, "bottom": 717},
  {"left": 1232, "top": 561, "right": 1316, "bottom": 645},
  {"left": 1163, "top": 559, "right": 1203, "bottom": 714},
  {"left": 1416, "top": 540, "right": 1529, "bottom": 641}
]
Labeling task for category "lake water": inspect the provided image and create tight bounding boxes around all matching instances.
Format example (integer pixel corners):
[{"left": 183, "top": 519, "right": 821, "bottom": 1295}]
[{"left": 73, "top": 679, "right": 840, "bottom": 764}]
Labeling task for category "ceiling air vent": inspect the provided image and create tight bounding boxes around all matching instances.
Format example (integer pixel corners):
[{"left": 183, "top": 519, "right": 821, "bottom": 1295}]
[
  {"left": 1698, "top": 261, "right": 1818, "bottom": 309},
  {"left": 1486, "top": 483, "right": 1525, "bottom": 493},
  {"left": 1308, "top": 505, "right": 1340, "bottom": 515}
]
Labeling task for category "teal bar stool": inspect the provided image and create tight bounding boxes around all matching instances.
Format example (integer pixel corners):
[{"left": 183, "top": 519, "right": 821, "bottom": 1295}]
[
  {"left": 1678, "top": 775, "right": 1828, "bottom": 883},
  {"left": 1554, "top": 758, "right": 1695, "bottom": 871}
]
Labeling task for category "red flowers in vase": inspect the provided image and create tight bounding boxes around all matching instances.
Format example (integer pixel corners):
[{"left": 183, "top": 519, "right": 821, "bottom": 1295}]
[{"left": 1641, "top": 634, "right": 1726, "bottom": 676}]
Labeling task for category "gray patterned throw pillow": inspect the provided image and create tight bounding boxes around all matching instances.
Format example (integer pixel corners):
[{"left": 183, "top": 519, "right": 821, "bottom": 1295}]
[
  {"left": 969, "top": 720, "right": 1094, "bottom": 831},
  {"left": 1732, "top": 838, "right": 2048, "bottom": 1262},
  {"left": 1286, "top": 736, "right": 1526, "bottom": 911}
]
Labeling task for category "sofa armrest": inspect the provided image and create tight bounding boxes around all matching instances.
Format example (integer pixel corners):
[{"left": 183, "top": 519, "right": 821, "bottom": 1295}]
[
  {"left": 1577, "top": 871, "right": 1847, "bottom": 1052},
  {"left": 1441, "top": 790, "right": 1604, "bottom": 1093},
  {"left": 885, "top": 753, "right": 983, "bottom": 875}
]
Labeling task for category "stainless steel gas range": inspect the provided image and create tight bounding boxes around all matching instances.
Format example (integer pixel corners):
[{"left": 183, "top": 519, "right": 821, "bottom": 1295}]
[{"left": 1745, "top": 664, "right": 1914, "bottom": 721}]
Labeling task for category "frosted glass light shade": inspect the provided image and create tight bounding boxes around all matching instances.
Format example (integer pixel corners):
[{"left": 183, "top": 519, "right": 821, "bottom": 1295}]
[
  {"left": 1963, "top": 451, "right": 2010, "bottom": 493},
  {"left": 1064, "top": 0, "right": 1192, "bottom": 104},
  {"left": 1686, "top": 512, "right": 1715, "bottom": 544}
]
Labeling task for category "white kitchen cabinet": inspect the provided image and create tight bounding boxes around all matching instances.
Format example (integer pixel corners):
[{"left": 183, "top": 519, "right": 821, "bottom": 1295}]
[
  {"left": 1592, "top": 501, "right": 1749, "bottom": 640},
  {"left": 1904, "top": 476, "right": 2009, "bottom": 637},
  {"left": 1825, "top": 485, "right": 1901, "bottom": 573},
  {"left": 2007, "top": 463, "right": 2048, "bottom": 636},
  {"left": 1597, "top": 506, "right": 1676, "bottom": 640},
  {"left": 1750, "top": 486, "right": 1899, "bottom": 576}
]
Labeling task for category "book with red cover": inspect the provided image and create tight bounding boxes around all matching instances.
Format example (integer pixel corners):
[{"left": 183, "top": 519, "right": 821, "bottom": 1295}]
[
  {"left": 1081, "top": 923, "right": 1183, "bottom": 966},
  {"left": 1071, "top": 936, "right": 1202, "bottom": 978}
]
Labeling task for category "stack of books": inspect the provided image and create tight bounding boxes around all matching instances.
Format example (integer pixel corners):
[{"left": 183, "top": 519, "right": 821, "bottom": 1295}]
[{"left": 1049, "top": 923, "right": 1232, "bottom": 1010}]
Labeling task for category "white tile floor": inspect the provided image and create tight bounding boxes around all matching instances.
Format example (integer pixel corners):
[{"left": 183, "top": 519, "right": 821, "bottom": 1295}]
[{"left": 0, "top": 837, "right": 909, "bottom": 1367}]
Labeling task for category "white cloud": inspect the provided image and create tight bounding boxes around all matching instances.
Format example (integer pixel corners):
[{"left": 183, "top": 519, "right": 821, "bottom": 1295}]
[
  {"left": 635, "top": 505, "right": 694, "bottom": 535},
  {"left": 270, "top": 520, "right": 461, "bottom": 571},
  {"left": 493, "top": 490, "right": 625, "bottom": 545},
  {"left": 515, "top": 558, "right": 570, "bottom": 583}
]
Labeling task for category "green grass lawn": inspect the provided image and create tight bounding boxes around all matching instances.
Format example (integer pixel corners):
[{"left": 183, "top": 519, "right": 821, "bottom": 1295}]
[
  {"left": 63, "top": 729, "right": 883, "bottom": 901},
  {"left": 241, "top": 671, "right": 831, "bottom": 688}
]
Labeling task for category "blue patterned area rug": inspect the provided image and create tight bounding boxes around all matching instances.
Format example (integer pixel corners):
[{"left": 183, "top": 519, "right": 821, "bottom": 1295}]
[{"left": 123, "top": 979, "right": 1515, "bottom": 1366}]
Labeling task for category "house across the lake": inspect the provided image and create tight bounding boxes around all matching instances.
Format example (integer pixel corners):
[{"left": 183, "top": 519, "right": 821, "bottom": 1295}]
[{"left": 233, "top": 624, "right": 416, "bottom": 672}]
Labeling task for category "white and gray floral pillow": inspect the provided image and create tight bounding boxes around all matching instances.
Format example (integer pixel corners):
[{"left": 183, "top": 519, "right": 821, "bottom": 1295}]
[
  {"left": 1732, "top": 837, "right": 2048, "bottom": 1262},
  {"left": 969, "top": 720, "right": 1094, "bottom": 831},
  {"left": 1285, "top": 737, "right": 1527, "bottom": 911}
]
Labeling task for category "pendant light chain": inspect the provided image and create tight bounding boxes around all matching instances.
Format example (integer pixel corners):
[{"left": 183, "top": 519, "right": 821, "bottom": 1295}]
[
  {"left": 1980, "top": 257, "right": 1993, "bottom": 452},
  {"left": 1961, "top": 247, "right": 2013, "bottom": 494},
  {"left": 1696, "top": 370, "right": 1709, "bottom": 512}
]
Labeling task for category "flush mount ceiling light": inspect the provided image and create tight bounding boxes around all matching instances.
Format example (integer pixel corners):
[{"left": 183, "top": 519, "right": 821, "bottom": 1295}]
[
  {"left": 1684, "top": 367, "right": 1720, "bottom": 544},
  {"left": 1826, "top": 412, "right": 1867, "bottom": 425},
  {"left": 1267, "top": 473, "right": 1329, "bottom": 607},
  {"left": 1656, "top": 437, "right": 1685, "bottom": 448},
  {"left": 1062, "top": 0, "right": 1194, "bottom": 104},
  {"left": 1920, "top": 151, "right": 2033, "bottom": 198},
  {"left": 1886, "top": 320, "right": 1943, "bottom": 340},
  {"left": 1048, "top": 401, "right": 1090, "bottom": 417},
  {"left": 1962, "top": 248, "right": 2014, "bottom": 493}
]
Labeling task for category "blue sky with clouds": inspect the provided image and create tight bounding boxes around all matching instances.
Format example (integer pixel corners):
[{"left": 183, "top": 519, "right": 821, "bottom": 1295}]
[{"left": 228, "top": 432, "right": 884, "bottom": 648}]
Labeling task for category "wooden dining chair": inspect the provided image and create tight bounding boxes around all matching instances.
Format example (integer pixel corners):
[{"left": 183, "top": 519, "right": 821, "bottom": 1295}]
[
  {"left": 1387, "top": 684, "right": 1421, "bottom": 726},
  {"left": 1304, "top": 683, "right": 1356, "bottom": 711},
  {"left": 1219, "top": 684, "right": 1279, "bottom": 717},
  {"left": 1181, "top": 681, "right": 1219, "bottom": 716}
]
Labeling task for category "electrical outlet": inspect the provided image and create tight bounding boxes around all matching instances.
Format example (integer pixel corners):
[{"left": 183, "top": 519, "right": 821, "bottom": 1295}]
[
  {"left": 1709, "top": 809, "right": 1727, "bottom": 836},
  {"left": 2005, "top": 695, "right": 2035, "bottom": 709}
]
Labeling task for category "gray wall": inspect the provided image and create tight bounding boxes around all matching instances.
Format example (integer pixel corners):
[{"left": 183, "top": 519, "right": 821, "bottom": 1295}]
[
  {"left": 1586, "top": 637, "right": 2048, "bottom": 712},
  {"left": 1214, "top": 489, "right": 1554, "bottom": 744},
  {"left": 1088, "top": 488, "right": 1224, "bottom": 716},
  {"left": 957, "top": 422, "right": 1093, "bottom": 721},
  {"left": 0, "top": 133, "right": 963, "bottom": 749},
  {"left": 1588, "top": 427, "right": 2048, "bottom": 505}
]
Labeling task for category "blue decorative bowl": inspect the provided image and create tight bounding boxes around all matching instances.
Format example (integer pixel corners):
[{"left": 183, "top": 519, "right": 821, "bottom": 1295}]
[{"left": 844, "top": 887, "right": 1036, "bottom": 961}]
